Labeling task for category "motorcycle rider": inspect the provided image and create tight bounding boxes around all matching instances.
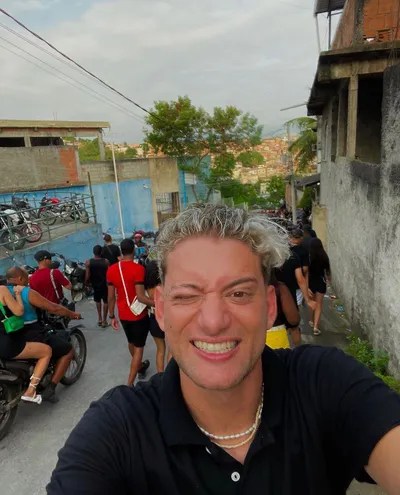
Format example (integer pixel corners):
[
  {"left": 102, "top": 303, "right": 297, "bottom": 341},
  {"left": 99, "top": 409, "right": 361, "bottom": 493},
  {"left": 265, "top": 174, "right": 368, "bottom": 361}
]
[
  {"left": 6, "top": 266, "right": 81, "bottom": 403},
  {"left": 132, "top": 233, "right": 148, "bottom": 259},
  {"left": 30, "top": 250, "right": 72, "bottom": 304}
]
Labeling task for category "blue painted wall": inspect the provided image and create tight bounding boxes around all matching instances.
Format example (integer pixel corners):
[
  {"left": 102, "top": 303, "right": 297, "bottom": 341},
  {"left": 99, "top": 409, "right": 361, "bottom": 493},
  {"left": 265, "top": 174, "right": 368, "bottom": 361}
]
[
  {"left": 178, "top": 156, "right": 211, "bottom": 208},
  {"left": 0, "top": 178, "right": 155, "bottom": 240},
  {"left": 0, "top": 223, "right": 103, "bottom": 275}
]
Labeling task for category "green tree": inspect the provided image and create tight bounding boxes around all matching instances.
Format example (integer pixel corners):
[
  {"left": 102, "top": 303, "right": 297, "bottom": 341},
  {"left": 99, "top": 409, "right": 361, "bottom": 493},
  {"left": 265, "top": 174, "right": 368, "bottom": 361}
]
[
  {"left": 144, "top": 96, "right": 263, "bottom": 200},
  {"left": 298, "top": 186, "right": 315, "bottom": 210},
  {"left": 78, "top": 138, "right": 138, "bottom": 162},
  {"left": 265, "top": 175, "right": 286, "bottom": 207},
  {"left": 286, "top": 117, "right": 317, "bottom": 173}
]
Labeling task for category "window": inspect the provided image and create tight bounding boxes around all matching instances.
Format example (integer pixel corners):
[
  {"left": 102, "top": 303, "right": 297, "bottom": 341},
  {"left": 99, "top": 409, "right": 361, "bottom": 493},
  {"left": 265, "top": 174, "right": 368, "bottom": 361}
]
[{"left": 0, "top": 137, "right": 25, "bottom": 147}]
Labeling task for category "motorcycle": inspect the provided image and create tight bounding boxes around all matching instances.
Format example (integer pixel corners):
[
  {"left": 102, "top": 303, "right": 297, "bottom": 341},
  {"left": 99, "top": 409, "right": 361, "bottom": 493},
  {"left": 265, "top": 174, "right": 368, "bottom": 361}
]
[
  {"left": 38, "top": 193, "right": 61, "bottom": 226},
  {"left": 59, "top": 194, "right": 89, "bottom": 224},
  {"left": 55, "top": 254, "right": 89, "bottom": 302},
  {"left": 0, "top": 314, "right": 86, "bottom": 441},
  {"left": 10, "top": 196, "right": 43, "bottom": 243},
  {"left": 0, "top": 208, "right": 26, "bottom": 251}
]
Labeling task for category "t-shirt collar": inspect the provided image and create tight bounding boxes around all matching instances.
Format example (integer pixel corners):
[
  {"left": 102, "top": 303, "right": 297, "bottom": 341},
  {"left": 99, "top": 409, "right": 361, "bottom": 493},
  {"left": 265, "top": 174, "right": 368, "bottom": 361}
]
[{"left": 159, "top": 346, "right": 286, "bottom": 447}]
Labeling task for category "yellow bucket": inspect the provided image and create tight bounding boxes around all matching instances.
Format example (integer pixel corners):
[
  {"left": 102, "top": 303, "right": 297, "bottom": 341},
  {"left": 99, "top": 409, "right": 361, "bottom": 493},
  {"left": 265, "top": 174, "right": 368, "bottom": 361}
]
[{"left": 266, "top": 324, "right": 290, "bottom": 349}]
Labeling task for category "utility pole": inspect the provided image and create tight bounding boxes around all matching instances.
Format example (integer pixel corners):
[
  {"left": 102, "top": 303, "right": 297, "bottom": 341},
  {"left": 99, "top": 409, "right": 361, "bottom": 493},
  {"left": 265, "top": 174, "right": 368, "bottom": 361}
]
[
  {"left": 111, "top": 142, "right": 125, "bottom": 238},
  {"left": 286, "top": 123, "right": 297, "bottom": 224}
]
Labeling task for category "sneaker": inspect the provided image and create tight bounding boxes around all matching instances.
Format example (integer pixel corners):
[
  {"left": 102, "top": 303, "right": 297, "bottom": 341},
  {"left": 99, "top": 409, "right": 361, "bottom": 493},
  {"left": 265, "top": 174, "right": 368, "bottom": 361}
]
[
  {"left": 138, "top": 359, "right": 150, "bottom": 379},
  {"left": 41, "top": 383, "right": 59, "bottom": 403}
]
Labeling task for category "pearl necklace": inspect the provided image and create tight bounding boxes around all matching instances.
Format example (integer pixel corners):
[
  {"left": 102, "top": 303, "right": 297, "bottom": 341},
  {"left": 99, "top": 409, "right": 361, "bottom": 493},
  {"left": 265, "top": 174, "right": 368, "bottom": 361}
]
[{"left": 197, "top": 384, "right": 264, "bottom": 444}]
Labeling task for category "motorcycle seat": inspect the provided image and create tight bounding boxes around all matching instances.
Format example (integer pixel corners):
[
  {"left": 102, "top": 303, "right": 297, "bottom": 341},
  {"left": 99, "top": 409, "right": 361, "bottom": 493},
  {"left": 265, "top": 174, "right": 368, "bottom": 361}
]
[{"left": 0, "top": 359, "right": 32, "bottom": 373}]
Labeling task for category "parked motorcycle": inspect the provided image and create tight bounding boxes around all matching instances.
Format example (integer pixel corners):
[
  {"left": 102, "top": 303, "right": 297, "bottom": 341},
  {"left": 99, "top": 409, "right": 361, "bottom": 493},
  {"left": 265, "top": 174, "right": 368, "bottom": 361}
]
[
  {"left": 38, "top": 193, "right": 61, "bottom": 226},
  {"left": 59, "top": 194, "right": 89, "bottom": 224},
  {"left": 10, "top": 196, "right": 43, "bottom": 243},
  {"left": 0, "top": 314, "right": 86, "bottom": 440},
  {"left": 56, "top": 254, "right": 89, "bottom": 302},
  {"left": 0, "top": 209, "right": 26, "bottom": 251}
]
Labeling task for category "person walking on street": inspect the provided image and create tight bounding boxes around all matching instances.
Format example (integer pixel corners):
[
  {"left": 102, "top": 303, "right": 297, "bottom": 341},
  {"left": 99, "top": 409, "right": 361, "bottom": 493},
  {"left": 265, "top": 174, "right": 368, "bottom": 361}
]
[
  {"left": 30, "top": 250, "right": 71, "bottom": 304},
  {"left": 85, "top": 245, "right": 109, "bottom": 328},
  {"left": 144, "top": 249, "right": 166, "bottom": 372},
  {"left": 107, "top": 239, "right": 154, "bottom": 386},
  {"left": 308, "top": 238, "right": 331, "bottom": 336},
  {"left": 48, "top": 204, "right": 400, "bottom": 495},
  {"left": 101, "top": 234, "right": 121, "bottom": 266},
  {"left": 288, "top": 228, "right": 309, "bottom": 306}
]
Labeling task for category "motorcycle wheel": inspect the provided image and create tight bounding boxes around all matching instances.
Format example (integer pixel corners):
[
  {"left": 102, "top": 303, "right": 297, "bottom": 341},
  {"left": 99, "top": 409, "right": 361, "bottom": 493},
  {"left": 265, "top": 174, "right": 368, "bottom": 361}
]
[
  {"left": 79, "top": 209, "right": 89, "bottom": 223},
  {"left": 22, "top": 223, "right": 43, "bottom": 243},
  {"left": 1, "top": 231, "right": 26, "bottom": 251},
  {"left": 0, "top": 384, "right": 18, "bottom": 441},
  {"left": 39, "top": 210, "right": 57, "bottom": 226},
  {"left": 60, "top": 328, "right": 87, "bottom": 386}
]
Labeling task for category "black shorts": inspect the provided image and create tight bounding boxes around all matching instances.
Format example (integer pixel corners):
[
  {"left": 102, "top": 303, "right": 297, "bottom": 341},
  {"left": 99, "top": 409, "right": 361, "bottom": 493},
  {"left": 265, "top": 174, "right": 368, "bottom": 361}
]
[
  {"left": 310, "top": 278, "right": 327, "bottom": 294},
  {"left": 149, "top": 314, "right": 164, "bottom": 339},
  {"left": 120, "top": 316, "right": 149, "bottom": 348},
  {"left": 93, "top": 286, "right": 108, "bottom": 303},
  {"left": 10, "top": 322, "right": 72, "bottom": 360}
]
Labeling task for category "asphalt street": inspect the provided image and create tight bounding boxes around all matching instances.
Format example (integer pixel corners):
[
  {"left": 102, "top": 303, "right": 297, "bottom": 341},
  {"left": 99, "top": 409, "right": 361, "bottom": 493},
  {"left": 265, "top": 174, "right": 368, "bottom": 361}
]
[{"left": 0, "top": 298, "right": 157, "bottom": 495}]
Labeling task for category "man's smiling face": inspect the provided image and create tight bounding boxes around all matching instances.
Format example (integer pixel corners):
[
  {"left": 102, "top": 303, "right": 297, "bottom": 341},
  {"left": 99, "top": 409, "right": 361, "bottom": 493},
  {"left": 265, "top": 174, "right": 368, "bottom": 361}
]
[{"left": 155, "top": 235, "right": 276, "bottom": 390}]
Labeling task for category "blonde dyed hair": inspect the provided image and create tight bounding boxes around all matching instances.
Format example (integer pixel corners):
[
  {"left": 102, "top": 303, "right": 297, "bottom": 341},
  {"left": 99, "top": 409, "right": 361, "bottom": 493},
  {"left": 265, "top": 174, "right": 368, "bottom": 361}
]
[{"left": 156, "top": 204, "right": 289, "bottom": 283}]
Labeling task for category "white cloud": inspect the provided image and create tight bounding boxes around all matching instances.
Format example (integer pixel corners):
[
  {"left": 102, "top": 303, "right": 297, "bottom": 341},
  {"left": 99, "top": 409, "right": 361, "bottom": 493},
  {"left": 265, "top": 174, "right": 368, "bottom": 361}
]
[
  {"left": 0, "top": 0, "right": 325, "bottom": 141},
  {"left": 3, "top": 0, "right": 61, "bottom": 12}
]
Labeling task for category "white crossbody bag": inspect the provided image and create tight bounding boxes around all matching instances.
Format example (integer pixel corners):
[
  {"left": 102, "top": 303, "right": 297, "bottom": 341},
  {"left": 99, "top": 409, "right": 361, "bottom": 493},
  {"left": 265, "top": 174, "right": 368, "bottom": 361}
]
[{"left": 118, "top": 262, "right": 147, "bottom": 316}]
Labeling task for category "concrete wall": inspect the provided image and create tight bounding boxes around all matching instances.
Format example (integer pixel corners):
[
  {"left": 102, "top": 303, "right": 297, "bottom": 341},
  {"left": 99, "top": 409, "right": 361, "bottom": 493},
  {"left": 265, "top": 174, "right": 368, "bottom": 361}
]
[
  {"left": 0, "top": 223, "right": 103, "bottom": 275},
  {"left": 0, "top": 146, "right": 80, "bottom": 192},
  {"left": 319, "top": 64, "right": 400, "bottom": 374},
  {"left": 312, "top": 204, "right": 328, "bottom": 248}
]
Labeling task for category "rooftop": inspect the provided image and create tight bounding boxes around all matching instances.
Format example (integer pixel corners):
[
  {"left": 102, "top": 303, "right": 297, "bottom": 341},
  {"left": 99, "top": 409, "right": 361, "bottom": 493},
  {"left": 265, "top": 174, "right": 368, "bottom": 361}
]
[
  {"left": 314, "top": 0, "right": 346, "bottom": 15},
  {"left": 0, "top": 119, "right": 110, "bottom": 130}
]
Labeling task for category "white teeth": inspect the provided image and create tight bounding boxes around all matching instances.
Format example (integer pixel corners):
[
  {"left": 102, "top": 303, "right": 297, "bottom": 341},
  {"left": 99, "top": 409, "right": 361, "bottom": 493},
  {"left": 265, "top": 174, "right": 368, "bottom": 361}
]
[{"left": 193, "top": 341, "right": 237, "bottom": 353}]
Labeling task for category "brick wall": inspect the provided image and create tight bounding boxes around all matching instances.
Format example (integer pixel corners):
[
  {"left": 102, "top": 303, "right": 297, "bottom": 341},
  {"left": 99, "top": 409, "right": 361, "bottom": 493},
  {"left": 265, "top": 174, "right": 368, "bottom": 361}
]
[
  {"left": 79, "top": 158, "right": 150, "bottom": 184},
  {"left": 0, "top": 146, "right": 81, "bottom": 193},
  {"left": 332, "top": 0, "right": 400, "bottom": 49}
]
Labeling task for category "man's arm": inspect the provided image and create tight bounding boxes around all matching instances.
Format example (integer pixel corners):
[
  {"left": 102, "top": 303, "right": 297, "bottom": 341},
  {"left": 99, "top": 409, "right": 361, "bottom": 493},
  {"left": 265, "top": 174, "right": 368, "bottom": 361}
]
[
  {"left": 29, "top": 289, "right": 81, "bottom": 319},
  {"left": 84, "top": 260, "right": 90, "bottom": 286},
  {"left": 366, "top": 426, "right": 400, "bottom": 494},
  {"left": 107, "top": 284, "right": 118, "bottom": 330},
  {"left": 54, "top": 269, "right": 72, "bottom": 291},
  {"left": 135, "top": 283, "right": 154, "bottom": 307},
  {"left": 47, "top": 388, "right": 130, "bottom": 494}
]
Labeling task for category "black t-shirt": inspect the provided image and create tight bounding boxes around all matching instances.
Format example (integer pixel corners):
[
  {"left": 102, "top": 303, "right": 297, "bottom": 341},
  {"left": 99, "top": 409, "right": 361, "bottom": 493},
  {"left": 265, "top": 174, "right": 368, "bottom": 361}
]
[
  {"left": 144, "top": 260, "right": 160, "bottom": 290},
  {"left": 88, "top": 258, "right": 108, "bottom": 289},
  {"left": 290, "top": 244, "right": 309, "bottom": 268},
  {"left": 276, "top": 252, "right": 302, "bottom": 302},
  {"left": 47, "top": 346, "right": 400, "bottom": 495},
  {"left": 101, "top": 244, "right": 120, "bottom": 265}
]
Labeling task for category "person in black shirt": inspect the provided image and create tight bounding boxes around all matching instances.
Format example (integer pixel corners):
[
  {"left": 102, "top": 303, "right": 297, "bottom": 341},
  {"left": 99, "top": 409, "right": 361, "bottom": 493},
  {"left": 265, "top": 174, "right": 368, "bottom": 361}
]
[
  {"left": 302, "top": 224, "right": 317, "bottom": 253},
  {"left": 144, "top": 250, "right": 166, "bottom": 372},
  {"left": 288, "top": 228, "right": 309, "bottom": 306},
  {"left": 308, "top": 238, "right": 331, "bottom": 336},
  {"left": 101, "top": 234, "right": 121, "bottom": 265},
  {"left": 85, "top": 245, "right": 109, "bottom": 327},
  {"left": 48, "top": 205, "right": 400, "bottom": 495}
]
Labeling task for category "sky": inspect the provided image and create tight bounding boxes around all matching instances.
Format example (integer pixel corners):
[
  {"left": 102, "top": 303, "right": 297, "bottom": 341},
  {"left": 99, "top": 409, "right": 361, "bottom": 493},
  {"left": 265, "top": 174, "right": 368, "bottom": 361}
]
[{"left": 0, "top": 0, "right": 338, "bottom": 143}]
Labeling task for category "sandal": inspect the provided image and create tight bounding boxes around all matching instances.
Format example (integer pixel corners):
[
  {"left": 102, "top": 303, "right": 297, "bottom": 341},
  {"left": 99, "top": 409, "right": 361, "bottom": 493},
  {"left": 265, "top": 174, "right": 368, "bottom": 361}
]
[
  {"left": 313, "top": 328, "right": 321, "bottom": 336},
  {"left": 308, "top": 320, "right": 314, "bottom": 327},
  {"left": 102, "top": 320, "right": 110, "bottom": 328},
  {"left": 21, "top": 375, "right": 42, "bottom": 405},
  {"left": 97, "top": 321, "right": 103, "bottom": 327}
]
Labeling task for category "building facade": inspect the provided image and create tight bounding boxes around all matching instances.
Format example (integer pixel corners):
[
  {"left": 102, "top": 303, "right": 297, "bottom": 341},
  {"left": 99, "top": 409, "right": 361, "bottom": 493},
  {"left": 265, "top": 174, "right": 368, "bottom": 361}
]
[{"left": 308, "top": 0, "right": 400, "bottom": 373}]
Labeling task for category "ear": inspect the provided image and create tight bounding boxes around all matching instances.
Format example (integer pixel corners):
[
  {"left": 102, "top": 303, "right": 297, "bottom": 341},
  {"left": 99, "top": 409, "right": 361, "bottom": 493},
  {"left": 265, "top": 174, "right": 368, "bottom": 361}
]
[
  {"left": 154, "top": 285, "right": 165, "bottom": 331},
  {"left": 265, "top": 285, "right": 277, "bottom": 331}
]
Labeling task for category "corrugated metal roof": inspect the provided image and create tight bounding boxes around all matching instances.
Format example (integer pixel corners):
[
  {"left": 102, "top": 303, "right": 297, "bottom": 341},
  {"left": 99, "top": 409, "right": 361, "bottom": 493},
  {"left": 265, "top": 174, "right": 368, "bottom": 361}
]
[
  {"left": 0, "top": 119, "right": 110, "bottom": 129},
  {"left": 314, "top": 0, "right": 346, "bottom": 14}
]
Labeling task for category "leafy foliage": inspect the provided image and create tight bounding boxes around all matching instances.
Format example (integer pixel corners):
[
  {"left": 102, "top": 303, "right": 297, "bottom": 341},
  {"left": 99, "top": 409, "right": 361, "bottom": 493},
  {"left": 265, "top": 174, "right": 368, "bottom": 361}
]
[
  {"left": 298, "top": 187, "right": 315, "bottom": 210},
  {"left": 347, "top": 335, "right": 400, "bottom": 393},
  {"left": 144, "top": 96, "right": 263, "bottom": 200},
  {"left": 265, "top": 175, "right": 286, "bottom": 207},
  {"left": 286, "top": 117, "right": 317, "bottom": 173},
  {"left": 76, "top": 138, "right": 138, "bottom": 162}
]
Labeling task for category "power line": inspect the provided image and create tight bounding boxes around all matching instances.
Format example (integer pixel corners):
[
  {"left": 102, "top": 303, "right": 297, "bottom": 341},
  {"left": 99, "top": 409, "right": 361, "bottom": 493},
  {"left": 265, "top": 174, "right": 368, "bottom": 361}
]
[
  {"left": 0, "top": 40, "right": 145, "bottom": 123},
  {"left": 0, "top": 32, "right": 145, "bottom": 123},
  {"left": 0, "top": 7, "right": 154, "bottom": 117}
]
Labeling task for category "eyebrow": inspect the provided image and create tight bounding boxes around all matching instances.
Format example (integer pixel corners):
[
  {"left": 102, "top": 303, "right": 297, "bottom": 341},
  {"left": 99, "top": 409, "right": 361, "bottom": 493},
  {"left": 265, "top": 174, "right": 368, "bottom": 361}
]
[{"left": 170, "top": 277, "right": 258, "bottom": 292}]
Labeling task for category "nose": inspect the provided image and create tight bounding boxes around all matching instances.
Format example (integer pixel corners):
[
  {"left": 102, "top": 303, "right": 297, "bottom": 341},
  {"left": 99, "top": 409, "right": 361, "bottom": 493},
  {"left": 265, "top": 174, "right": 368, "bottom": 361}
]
[{"left": 197, "top": 293, "right": 231, "bottom": 336}]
